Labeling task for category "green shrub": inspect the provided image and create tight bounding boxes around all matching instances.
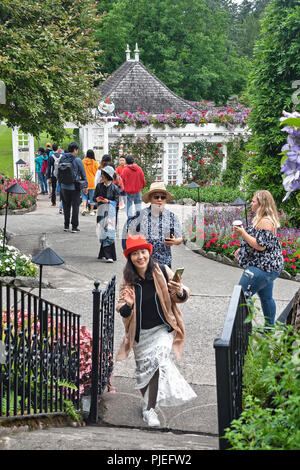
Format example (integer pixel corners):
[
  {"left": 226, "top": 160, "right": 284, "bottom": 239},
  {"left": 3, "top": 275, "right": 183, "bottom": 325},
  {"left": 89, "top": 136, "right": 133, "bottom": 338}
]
[
  {"left": 225, "top": 325, "right": 300, "bottom": 450},
  {"left": 146, "top": 184, "right": 246, "bottom": 203}
]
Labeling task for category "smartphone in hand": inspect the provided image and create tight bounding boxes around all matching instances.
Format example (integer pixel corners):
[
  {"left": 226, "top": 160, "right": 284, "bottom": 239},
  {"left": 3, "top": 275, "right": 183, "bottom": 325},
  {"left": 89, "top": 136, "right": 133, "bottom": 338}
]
[{"left": 172, "top": 268, "right": 184, "bottom": 282}]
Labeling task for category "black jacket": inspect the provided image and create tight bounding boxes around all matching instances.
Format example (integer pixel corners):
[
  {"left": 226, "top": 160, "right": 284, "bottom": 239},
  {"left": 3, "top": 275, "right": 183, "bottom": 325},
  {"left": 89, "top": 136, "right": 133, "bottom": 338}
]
[{"left": 93, "top": 182, "right": 120, "bottom": 206}]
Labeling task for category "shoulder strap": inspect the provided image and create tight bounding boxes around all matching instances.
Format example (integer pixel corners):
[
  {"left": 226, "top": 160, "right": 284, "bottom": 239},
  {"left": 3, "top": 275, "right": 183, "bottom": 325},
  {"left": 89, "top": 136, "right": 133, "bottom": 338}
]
[{"left": 159, "top": 263, "right": 169, "bottom": 284}]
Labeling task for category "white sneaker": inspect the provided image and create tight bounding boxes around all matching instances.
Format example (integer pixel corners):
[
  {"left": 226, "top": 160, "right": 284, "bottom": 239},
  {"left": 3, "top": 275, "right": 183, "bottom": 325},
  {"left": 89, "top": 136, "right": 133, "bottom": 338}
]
[
  {"left": 106, "top": 258, "right": 114, "bottom": 263},
  {"left": 89, "top": 211, "right": 95, "bottom": 216},
  {"left": 143, "top": 408, "right": 160, "bottom": 427}
]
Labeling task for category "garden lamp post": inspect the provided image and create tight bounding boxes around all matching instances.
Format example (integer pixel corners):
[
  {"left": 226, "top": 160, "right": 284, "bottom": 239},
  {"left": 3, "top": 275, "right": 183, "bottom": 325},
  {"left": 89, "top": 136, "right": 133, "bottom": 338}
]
[
  {"left": 231, "top": 197, "right": 248, "bottom": 227},
  {"left": 187, "top": 181, "right": 200, "bottom": 203},
  {"left": 15, "top": 158, "right": 26, "bottom": 180},
  {"left": 2, "top": 182, "right": 26, "bottom": 253},
  {"left": 32, "top": 247, "right": 64, "bottom": 335}
]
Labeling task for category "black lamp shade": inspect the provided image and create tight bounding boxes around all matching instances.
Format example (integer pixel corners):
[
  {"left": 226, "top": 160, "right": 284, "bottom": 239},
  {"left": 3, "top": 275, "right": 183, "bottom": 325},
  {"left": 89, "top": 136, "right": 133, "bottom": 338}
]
[
  {"left": 32, "top": 247, "right": 64, "bottom": 266},
  {"left": 187, "top": 182, "right": 200, "bottom": 189},
  {"left": 231, "top": 197, "right": 247, "bottom": 206},
  {"left": 6, "top": 182, "right": 27, "bottom": 194},
  {"left": 16, "top": 159, "right": 27, "bottom": 165}
]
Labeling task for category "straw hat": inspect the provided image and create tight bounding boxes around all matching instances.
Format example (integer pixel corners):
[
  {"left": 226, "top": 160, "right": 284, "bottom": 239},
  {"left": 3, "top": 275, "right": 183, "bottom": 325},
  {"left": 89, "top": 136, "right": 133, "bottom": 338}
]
[
  {"left": 142, "top": 182, "right": 174, "bottom": 203},
  {"left": 123, "top": 235, "right": 153, "bottom": 259}
]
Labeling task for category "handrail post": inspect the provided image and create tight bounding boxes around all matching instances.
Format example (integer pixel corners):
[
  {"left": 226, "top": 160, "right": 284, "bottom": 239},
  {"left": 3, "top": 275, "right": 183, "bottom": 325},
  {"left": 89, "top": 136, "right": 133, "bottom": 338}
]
[
  {"left": 88, "top": 281, "right": 101, "bottom": 424},
  {"left": 214, "top": 338, "right": 232, "bottom": 450}
]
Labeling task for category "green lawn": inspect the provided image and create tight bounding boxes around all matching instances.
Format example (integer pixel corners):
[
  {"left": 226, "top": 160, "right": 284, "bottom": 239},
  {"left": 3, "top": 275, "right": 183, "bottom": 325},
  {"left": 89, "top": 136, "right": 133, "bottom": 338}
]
[
  {"left": 0, "top": 125, "right": 13, "bottom": 177},
  {"left": 0, "top": 125, "right": 76, "bottom": 178}
]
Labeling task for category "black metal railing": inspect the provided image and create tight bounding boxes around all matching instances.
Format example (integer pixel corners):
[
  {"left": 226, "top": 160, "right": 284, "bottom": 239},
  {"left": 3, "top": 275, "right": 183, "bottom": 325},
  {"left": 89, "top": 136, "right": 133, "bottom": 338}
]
[
  {"left": 0, "top": 281, "right": 80, "bottom": 420},
  {"left": 89, "top": 276, "right": 116, "bottom": 423},
  {"left": 213, "top": 285, "right": 252, "bottom": 450}
]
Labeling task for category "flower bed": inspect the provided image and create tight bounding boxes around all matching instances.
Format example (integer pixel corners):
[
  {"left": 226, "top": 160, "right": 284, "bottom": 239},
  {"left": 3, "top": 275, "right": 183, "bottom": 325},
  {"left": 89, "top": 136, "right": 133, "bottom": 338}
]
[
  {"left": 184, "top": 206, "right": 300, "bottom": 277},
  {"left": 0, "top": 175, "right": 38, "bottom": 211},
  {"left": 0, "top": 241, "right": 38, "bottom": 277},
  {"left": 112, "top": 104, "right": 250, "bottom": 131}
]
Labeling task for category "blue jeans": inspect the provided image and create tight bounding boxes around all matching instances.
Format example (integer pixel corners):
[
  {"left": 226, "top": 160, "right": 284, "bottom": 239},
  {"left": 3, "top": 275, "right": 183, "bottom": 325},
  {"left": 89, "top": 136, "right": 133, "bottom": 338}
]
[
  {"left": 239, "top": 266, "right": 281, "bottom": 326},
  {"left": 81, "top": 188, "right": 95, "bottom": 204},
  {"left": 37, "top": 172, "right": 47, "bottom": 193},
  {"left": 126, "top": 192, "right": 142, "bottom": 218}
]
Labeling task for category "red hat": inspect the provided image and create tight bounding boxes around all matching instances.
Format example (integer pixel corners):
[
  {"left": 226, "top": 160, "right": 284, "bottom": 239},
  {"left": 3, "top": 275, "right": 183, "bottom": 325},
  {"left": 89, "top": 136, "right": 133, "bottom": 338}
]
[{"left": 123, "top": 235, "right": 153, "bottom": 259}]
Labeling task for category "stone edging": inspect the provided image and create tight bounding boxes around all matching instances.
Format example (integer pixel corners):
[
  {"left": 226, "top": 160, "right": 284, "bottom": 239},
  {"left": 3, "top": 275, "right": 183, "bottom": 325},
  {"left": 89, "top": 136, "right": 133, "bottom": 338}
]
[
  {"left": 0, "top": 204, "right": 37, "bottom": 216},
  {"left": 191, "top": 247, "right": 300, "bottom": 282},
  {"left": 0, "top": 275, "right": 53, "bottom": 289}
]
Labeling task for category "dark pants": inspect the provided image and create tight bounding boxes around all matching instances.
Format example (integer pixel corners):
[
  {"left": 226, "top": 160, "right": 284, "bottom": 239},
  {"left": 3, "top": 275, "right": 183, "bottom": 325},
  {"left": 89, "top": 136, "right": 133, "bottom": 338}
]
[
  {"left": 61, "top": 189, "right": 81, "bottom": 229},
  {"left": 50, "top": 176, "right": 57, "bottom": 204}
]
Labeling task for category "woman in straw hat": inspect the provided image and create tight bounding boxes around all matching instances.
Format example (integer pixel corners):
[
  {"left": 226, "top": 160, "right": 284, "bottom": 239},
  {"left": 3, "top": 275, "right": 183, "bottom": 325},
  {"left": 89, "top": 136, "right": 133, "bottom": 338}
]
[
  {"left": 116, "top": 235, "right": 196, "bottom": 427},
  {"left": 125, "top": 182, "right": 183, "bottom": 268}
]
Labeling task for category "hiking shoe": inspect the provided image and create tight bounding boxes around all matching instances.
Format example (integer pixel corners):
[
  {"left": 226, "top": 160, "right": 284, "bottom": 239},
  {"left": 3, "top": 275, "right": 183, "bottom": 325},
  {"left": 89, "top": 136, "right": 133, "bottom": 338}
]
[
  {"left": 71, "top": 228, "right": 80, "bottom": 233},
  {"left": 143, "top": 408, "right": 160, "bottom": 427}
]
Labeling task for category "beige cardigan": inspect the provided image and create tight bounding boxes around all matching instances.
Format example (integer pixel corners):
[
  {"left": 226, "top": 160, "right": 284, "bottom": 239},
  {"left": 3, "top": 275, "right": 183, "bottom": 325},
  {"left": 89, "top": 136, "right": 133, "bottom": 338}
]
[{"left": 116, "top": 264, "right": 190, "bottom": 361}]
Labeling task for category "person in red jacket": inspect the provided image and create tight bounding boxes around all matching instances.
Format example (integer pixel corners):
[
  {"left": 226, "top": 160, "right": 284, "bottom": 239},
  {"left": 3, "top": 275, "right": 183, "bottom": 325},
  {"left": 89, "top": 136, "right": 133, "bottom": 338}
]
[{"left": 122, "top": 155, "right": 145, "bottom": 217}]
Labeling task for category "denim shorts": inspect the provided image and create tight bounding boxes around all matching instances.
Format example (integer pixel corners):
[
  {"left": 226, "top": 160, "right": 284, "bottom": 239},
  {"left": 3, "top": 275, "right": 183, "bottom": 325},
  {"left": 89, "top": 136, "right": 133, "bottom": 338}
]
[{"left": 81, "top": 188, "right": 95, "bottom": 202}]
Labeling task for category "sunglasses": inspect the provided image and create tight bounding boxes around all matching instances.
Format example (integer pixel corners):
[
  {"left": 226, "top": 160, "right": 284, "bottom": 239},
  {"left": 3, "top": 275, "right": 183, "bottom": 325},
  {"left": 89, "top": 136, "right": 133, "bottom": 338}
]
[{"left": 153, "top": 194, "right": 167, "bottom": 200}]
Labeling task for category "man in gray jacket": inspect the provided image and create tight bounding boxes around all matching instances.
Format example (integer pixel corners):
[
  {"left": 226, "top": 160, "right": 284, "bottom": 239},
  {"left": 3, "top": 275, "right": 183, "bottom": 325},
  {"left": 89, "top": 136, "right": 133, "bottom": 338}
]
[{"left": 58, "top": 142, "right": 88, "bottom": 233}]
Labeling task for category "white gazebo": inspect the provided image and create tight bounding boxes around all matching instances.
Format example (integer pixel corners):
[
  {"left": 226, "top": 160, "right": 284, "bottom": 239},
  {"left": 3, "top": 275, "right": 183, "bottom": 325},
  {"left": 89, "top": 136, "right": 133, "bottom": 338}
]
[{"left": 12, "top": 45, "right": 250, "bottom": 184}]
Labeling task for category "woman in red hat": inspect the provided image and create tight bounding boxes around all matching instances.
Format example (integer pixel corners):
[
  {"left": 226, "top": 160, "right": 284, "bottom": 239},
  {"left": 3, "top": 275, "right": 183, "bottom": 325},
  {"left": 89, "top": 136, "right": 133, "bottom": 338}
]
[{"left": 116, "top": 235, "right": 196, "bottom": 428}]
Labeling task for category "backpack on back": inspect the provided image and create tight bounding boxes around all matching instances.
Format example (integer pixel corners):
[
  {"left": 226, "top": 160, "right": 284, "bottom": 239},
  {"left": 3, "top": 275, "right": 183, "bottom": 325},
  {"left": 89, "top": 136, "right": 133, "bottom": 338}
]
[
  {"left": 57, "top": 156, "right": 76, "bottom": 185},
  {"left": 41, "top": 159, "right": 48, "bottom": 175},
  {"left": 53, "top": 154, "right": 62, "bottom": 178}
]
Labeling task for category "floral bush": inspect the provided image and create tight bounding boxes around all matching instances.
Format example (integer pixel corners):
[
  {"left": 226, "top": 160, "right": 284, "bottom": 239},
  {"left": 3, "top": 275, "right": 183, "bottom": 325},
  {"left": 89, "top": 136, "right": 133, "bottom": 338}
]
[
  {"left": 0, "top": 175, "right": 38, "bottom": 210},
  {"left": 280, "top": 111, "right": 300, "bottom": 202},
  {"left": 1, "top": 308, "right": 112, "bottom": 397},
  {"left": 184, "top": 206, "right": 300, "bottom": 277},
  {"left": 0, "top": 241, "right": 38, "bottom": 277},
  {"left": 113, "top": 104, "right": 250, "bottom": 131},
  {"left": 182, "top": 141, "right": 223, "bottom": 186}
]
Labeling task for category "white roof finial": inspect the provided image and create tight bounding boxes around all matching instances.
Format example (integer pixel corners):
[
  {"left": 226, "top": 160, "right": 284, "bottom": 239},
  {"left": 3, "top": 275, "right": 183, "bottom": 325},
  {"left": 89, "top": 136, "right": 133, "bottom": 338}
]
[
  {"left": 126, "top": 44, "right": 131, "bottom": 61},
  {"left": 134, "top": 43, "right": 139, "bottom": 62}
]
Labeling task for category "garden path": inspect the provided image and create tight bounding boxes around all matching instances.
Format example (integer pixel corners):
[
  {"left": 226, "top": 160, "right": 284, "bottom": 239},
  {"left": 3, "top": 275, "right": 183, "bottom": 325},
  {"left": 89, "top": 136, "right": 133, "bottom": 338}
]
[{"left": 1, "top": 195, "right": 298, "bottom": 450}]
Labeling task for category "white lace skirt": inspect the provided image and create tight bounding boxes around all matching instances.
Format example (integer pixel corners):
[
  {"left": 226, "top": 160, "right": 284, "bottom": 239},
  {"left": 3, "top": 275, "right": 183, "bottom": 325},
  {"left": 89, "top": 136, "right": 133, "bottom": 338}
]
[{"left": 133, "top": 325, "right": 197, "bottom": 407}]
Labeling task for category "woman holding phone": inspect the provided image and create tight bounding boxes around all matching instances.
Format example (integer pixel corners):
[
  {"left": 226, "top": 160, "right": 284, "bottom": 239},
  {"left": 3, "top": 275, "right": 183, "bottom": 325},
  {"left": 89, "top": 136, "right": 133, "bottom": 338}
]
[
  {"left": 93, "top": 166, "right": 120, "bottom": 262},
  {"left": 116, "top": 235, "right": 196, "bottom": 428}
]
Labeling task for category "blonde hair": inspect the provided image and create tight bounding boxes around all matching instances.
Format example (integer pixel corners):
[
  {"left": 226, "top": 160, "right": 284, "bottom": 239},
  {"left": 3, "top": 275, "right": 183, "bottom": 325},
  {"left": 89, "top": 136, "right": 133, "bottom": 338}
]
[{"left": 252, "top": 190, "right": 280, "bottom": 229}]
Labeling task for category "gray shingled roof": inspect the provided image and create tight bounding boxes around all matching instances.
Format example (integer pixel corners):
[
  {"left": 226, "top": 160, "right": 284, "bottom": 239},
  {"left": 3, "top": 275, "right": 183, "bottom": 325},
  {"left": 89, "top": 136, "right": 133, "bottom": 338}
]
[{"left": 99, "top": 60, "right": 198, "bottom": 114}]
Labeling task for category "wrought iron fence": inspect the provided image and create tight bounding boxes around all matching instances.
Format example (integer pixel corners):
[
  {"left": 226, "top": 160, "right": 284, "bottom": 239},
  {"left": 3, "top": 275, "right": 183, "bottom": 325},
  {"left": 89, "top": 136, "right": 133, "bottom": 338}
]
[
  {"left": 89, "top": 276, "right": 116, "bottom": 424},
  {"left": 213, "top": 285, "right": 252, "bottom": 450},
  {"left": 0, "top": 281, "right": 80, "bottom": 420}
]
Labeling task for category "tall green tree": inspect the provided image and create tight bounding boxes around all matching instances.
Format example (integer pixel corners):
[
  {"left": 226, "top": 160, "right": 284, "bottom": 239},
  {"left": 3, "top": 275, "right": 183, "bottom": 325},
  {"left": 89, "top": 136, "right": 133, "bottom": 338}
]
[
  {"left": 243, "top": 0, "right": 300, "bottom": 209},
  {"left": 95, "top": 0, "right": 250, "bottom": 104},
  {"left": 0, "top": 0, "right": 101, "bottom": 140}
]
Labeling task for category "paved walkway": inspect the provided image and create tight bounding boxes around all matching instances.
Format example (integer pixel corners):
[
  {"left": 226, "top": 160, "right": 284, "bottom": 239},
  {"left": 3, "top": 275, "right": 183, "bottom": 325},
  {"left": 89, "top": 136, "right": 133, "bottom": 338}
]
[{"left": 0, "top": 195, "right": 297, "bottom": 451}]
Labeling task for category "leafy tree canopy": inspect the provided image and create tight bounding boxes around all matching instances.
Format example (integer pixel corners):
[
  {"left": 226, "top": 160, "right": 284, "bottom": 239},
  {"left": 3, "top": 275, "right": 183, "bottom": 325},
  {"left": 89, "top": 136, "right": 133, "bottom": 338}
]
[
  {"left": 244, "top": 0, "right": 300, "bottom": 210},
  {"left": 95, "top": 0, "right": 251, "bottom": 104},
  {"left": 0, "top": 0, "right": 101, "bottom": 140}
]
